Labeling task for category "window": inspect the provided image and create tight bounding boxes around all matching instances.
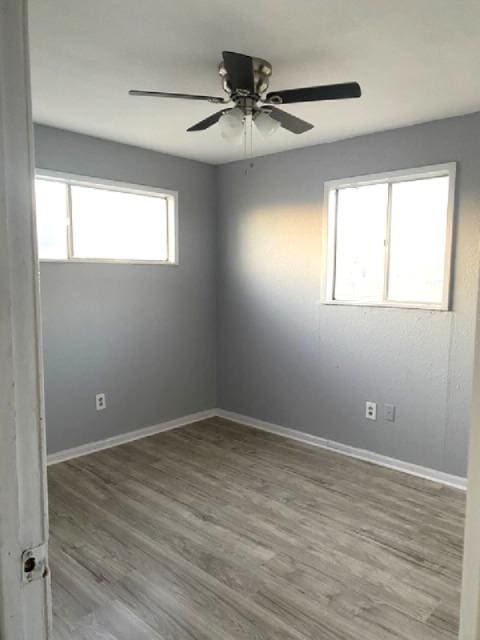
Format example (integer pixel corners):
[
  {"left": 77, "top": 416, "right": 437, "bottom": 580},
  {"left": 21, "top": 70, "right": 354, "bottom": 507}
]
[
  {"left": 324, "top": 163, "right": 455, "bottom": 310},
  {"left": 34, "top": 172, "right": 177, "bottom": 264}
]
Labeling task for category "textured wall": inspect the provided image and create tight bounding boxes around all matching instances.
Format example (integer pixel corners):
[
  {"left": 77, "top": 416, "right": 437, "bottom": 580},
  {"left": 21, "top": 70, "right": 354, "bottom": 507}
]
[
  {"left": 35, "top": 125, "right": 216, "bottom": 454},
  {"left": 217, "top": 112, "right": 480, "bottom": 477}
]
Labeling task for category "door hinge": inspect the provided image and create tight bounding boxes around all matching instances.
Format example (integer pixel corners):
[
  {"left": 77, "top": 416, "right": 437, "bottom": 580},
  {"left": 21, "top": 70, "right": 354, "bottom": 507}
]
[{"left": 21, "top": 543, "right": 49, "bottom": 584}]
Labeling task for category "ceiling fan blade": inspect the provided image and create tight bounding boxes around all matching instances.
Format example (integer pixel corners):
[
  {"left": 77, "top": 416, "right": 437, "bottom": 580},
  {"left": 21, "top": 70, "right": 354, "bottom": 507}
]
[
  {"left": 268, "top": 107, "right": 313, "bottom": 134},
  {"left": 266, "top": 82, "right": 361, "bottom": 104},
  {"left": 129, "top": 90, "right": 227, "bottom": 104},
  {"left": 187, "top": 109, "right": 230, "bottom": 132},
  {"left": 222, "top": 51, "right": 255, "bottom": 94}
]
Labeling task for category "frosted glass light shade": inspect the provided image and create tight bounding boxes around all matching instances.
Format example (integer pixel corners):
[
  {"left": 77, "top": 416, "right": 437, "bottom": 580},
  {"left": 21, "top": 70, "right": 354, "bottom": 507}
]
[
  {"left": 219, "top": 108, "right": 244, "bottom": 140},
  {"left": 255, "top": 111, "right": 281, "bottom": 138}
]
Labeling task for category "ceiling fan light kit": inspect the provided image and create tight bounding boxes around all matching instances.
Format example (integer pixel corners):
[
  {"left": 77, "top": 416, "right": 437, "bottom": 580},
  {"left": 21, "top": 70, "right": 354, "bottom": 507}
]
[{"left": 129, "top": 51, "right": 361, "bottom": 142}]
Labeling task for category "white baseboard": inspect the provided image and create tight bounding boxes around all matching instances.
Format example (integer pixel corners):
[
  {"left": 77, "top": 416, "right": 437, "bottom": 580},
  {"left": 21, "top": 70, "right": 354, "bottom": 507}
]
[
  {"left": 47, "top": 406, "right": 467, "bottom": 491},
  {"left": 47, "top": 409, "right": 216, "bottom": 465},
  {"left": 216, "top": 409, "right": 467, "bottom": 491}
]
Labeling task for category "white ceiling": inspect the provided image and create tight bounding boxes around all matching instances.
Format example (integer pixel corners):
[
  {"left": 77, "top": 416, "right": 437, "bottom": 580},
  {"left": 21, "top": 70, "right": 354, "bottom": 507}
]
[{"left": 29, "top": 0, "right": 480, "bottom": 165}]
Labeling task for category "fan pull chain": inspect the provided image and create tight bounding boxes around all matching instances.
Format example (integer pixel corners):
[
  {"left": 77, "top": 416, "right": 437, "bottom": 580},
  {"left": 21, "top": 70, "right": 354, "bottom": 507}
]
[
  {"left": 243, "top": 118, "right": 247, "bottom": 165},
  {"left": 244, "top": 114, "right": 255, "bottom": 175}
]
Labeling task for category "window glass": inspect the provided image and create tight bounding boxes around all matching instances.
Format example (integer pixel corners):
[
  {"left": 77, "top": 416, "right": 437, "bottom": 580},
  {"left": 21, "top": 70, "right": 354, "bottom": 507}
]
[
  {"left": 334, "top": 183, "right": 388, "bottom": 302},
  {"left": 387, "top": 176, "right": 449, "bottom": 304},
  {"left": 34, "top": 179, "right": 68, "bottom": 259},
  {"left": 70, "top": 185, "right": 169, "bottom": 261}
]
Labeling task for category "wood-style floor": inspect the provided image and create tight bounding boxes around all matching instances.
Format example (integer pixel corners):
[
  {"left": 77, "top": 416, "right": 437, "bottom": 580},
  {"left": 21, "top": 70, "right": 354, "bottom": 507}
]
[{"left": 48, "top": 417, "right": 465, "bottom": 640}]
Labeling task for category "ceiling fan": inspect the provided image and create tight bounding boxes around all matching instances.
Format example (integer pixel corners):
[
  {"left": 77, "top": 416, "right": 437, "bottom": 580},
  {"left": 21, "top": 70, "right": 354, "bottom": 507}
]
[{"left": 129, "top": 51, "right": 361, "bottom": 139}]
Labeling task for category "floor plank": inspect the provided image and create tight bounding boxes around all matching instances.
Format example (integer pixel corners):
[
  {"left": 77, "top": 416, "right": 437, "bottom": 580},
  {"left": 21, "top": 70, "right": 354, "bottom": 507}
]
[{"left": 49, "top": 417, "right": 465, "bottom": 639}]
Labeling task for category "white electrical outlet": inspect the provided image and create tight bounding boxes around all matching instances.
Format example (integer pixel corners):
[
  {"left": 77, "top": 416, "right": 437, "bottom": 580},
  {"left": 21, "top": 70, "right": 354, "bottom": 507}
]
[
  {"left": 384, "top": 403, "right": 396, "bottom": 422},
  {"left": 95, "top": 393, "right": 106, "bottom": 411},
  {"left": 365, "top": 401, "right": 377, "bottom": 421}
]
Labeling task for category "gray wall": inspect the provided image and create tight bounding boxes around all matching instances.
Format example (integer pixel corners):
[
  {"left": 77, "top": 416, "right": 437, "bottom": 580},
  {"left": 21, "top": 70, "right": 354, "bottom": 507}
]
[
  {"left": 34, "top": 125, "right": 216, "bottom": 454},
  {"left": 37, "top": 114, "right": 480, "bottom": 475},
  {"left": 217, "top": 112, "right": 480, "bottom": 477}
]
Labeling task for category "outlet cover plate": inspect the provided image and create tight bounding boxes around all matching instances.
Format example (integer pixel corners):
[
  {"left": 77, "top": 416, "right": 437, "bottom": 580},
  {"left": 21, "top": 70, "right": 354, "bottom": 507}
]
[
  {"left": 384, "top": 403, "right": 396, "bottom": 422},
  {"left": 95, "top": 393, "right": 106, "bottom": 411},
  {"left": 365, "top": 401, "right": 377, "bottom": 421}
]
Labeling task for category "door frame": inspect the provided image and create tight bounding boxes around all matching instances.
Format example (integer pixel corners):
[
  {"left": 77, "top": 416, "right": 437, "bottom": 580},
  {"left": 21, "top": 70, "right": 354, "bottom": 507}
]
[
  {"left": 459, "top": 282, "right": 480, "bottom": 639},
  {"left": 0, "top": 0, "right": 51, "bottom": 638}
]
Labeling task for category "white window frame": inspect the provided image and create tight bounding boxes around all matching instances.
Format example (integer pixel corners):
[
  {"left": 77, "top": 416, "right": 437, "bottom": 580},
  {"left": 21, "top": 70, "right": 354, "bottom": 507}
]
[
  {"left": 323, "top": 162, "right": 456, "bottom": 311},
  {"left": 35, "top": 169, "right": 179, "bottom": 265}
]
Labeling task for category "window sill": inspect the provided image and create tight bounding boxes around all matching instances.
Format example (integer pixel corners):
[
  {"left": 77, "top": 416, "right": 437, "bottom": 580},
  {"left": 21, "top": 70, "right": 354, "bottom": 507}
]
[
  {"left": 323, "top": 299, "right": 450, "bottom": 312},
  {"left": 39, "top": 259, "right": 179, "bottom": 266}
]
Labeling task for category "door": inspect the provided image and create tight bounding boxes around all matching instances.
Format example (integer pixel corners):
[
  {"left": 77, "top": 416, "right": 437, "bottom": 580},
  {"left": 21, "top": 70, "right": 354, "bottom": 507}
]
[{"left": 0, "top": 0, "right": 51, "bottom": 638}]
